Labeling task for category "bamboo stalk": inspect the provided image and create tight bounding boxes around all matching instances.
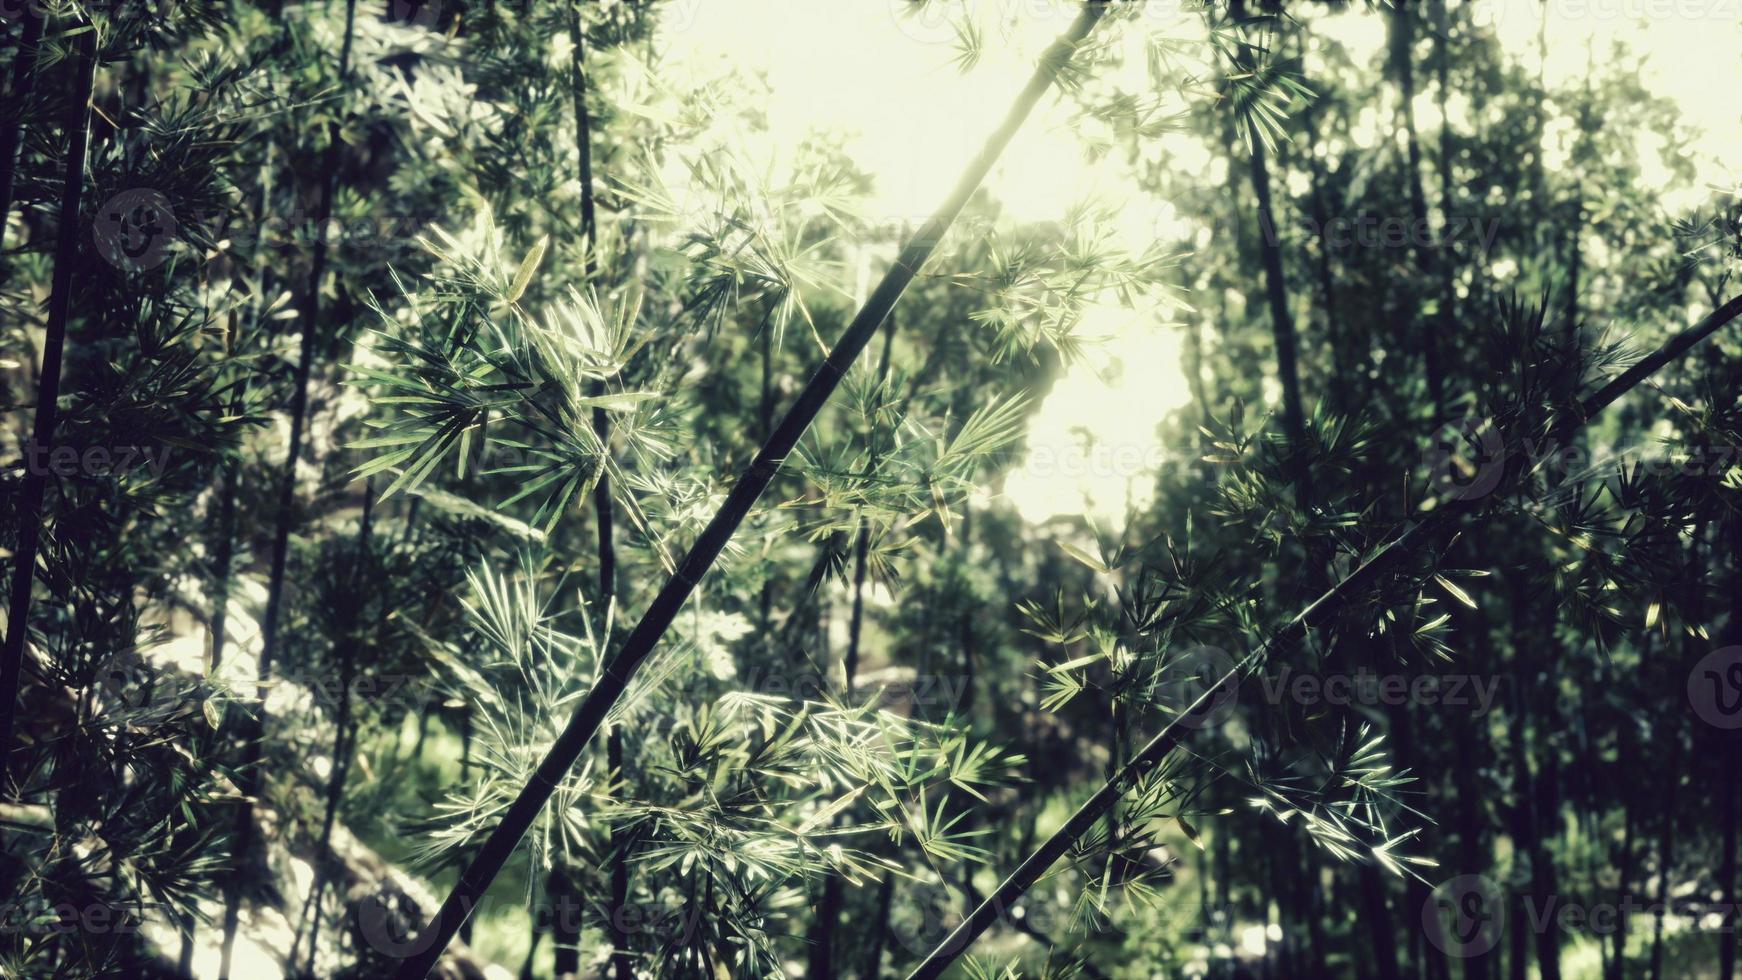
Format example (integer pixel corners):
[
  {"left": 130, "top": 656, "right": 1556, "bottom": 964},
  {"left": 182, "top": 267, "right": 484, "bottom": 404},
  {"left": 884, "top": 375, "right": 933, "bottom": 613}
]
[
  {"left": 808, "top": 320, "right": 896, "bottom": 977},
  {"left": 0, "top": 20, "right": 97, "bottom": 796},
  {"left": 389, "top": 5, "right": 1111, "bottom": 975},
  {"left": 291, "top": 483, "right": 374, "bottom": 973},
  {"left": 0, "top": 6, "right": 45, "bottom": 262},
  {"left": 904, "top": 291, "right": 1742, "bottom": 980},
  {"left": 219, "top": 0, "right": 359, "bottom": 972},
  {"left": 555, "top": 2, "right": 621, "bottom": 974}
]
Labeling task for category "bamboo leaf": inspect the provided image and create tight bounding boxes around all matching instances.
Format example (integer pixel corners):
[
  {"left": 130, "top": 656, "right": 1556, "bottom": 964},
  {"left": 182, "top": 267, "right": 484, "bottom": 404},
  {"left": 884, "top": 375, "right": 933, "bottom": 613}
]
[{"left": 507, "top": 235, "right": 549, "bottom": 304}]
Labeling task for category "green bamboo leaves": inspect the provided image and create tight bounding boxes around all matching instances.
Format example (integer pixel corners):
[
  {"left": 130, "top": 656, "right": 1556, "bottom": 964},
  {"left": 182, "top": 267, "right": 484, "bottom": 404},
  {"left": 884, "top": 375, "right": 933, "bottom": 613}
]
[
  {"left": 351, "top": 217, "right": 655, "bottom": 527},
  {"left": 505, "top": 234, "right": 548, "bottom": 304},
  {"left": 417, "top": 557, "right": 1020, "bottom": 976}
]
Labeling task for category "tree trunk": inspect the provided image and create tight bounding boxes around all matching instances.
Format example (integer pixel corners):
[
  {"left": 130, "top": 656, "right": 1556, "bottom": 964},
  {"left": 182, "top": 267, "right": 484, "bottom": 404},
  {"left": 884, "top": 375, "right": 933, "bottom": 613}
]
[
  {"left": 0, "top": 21, "right": 96, "bottom": 794},
  {"left": 808, "top": 322, "right": 895, "bottom": 978},
  {"left": 1387, "top": 703, "right": 1448, "bottom": 980},
  {"left": 220, "top": 2, "right": 358, "bottom": 972},
  {"left": 1611, "top": 785, "right": 1634, "bottom": 980},
  {"left": 0, "top": 6, "right": 44, "bottom": 262},
  {"left": 1722, "top": 528, "right": 1741, "bottom": 980},
  {"left": 555, "top": 3, "right": 628, "bottom": 974},
  {"left": 1389, "top": 0, "right": 1446, "bottom": 417},
  {"left": 1720, "top": 750, "right": 1738, "bottom": 980},
  {"left": 1646, "top": 729, "right": 1679, "bottom": 980},
  {"left": 1299, "top": 98, "right": 1350, "bottom": 415},
  {"left": 1452, "top": 688, "right": 1494, "bottom": 980},
  {"left": 1245, "top": 126, "right": 1308, "bottom": 491},
  {"left": 294, "top": 486, "right": 373, "bottom": 973},
  {"left": 1360, "top": 864, "right": 1405, "bottom": 980}
]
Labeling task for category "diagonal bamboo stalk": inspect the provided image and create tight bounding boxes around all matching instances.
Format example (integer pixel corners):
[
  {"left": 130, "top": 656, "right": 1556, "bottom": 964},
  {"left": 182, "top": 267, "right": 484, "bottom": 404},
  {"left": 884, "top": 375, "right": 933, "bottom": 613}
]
[
  {"left": 389, "top": 4, "right": 1112, "bottom": 975},
  {"left": 0, "top": 20, "right": 97, "bottom": 797},
  {"left": 904, "top": 291, "right": 1742, "bottom": 980}
]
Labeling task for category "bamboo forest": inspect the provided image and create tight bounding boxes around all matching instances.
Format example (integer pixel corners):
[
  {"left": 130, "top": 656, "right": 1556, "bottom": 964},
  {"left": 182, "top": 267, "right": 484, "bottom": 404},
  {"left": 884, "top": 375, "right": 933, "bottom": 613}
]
[{"left": 2, "top": 0, "right": 1740, "bottom": 977}]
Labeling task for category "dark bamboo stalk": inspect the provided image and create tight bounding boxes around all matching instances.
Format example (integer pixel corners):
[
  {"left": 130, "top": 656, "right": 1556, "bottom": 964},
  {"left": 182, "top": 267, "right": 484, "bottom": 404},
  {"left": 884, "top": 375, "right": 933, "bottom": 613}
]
[
  {"left": 1390, "top": 0, "right": 1446, "bottom": 418},
  {"left": 904, "top": 291, "right": 1742, "bottom": 980},
  {"left": 1721, "top": 728, "right": 1738, "bottom": 980},
  {"left": 841, "top": 322, "right": 894, "bottom": 696},
  {"left": 1230, "top": 29, "right": 1306, "bottom": 489},
  {"left": 1246, "top": 124, "right": 1308, "bottom": 498},
  {"left": 807, "top": 321, "right": 896, "bottom": 978},
  {"left": 1609, "top": 746, "right": 1635, "bottom": 980},
  {"left": 1299, "top": 102, "right": 1345, "bottom": 414},
  {"left": 0, "top": 21, "right": 96, "bottom": 796},
  {"left": 205, "top": 158, "right": 272, "bottom": 680},
  {"left": 1432, "top": 0, "right": 1460, "bottom": 413},
  {"left": 180, "top": 368, "right": 244, "bottom": 973},
  {"left": 0, "top": 6, "right": 45, "bottom": 262},
  {"left": 1646, "top": 725, "right": 1681, "bottom": 980},
  {"left": 218, "top": 1, "right": 358, "bottom": 973},
  {"left": 209, "top": 452, "right": 240, "bottom": 674},
  {"left": 556, "top": 3, "right": 629, "bottom": 974},
  {"left": 295, "top": 484, "right": 373, "bottom": 973},
  {"left": 389, "top": 7, "right": 1109, "bottom": 975},
  {"left": 189, "top": 149, "right": 270, "bottom": 973},
  {"left": 861, "top": 874, "right": 895, "bottom": 980},
  {"left": 1722, "top": 522, "right": 1742, "bottom": 980}
]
